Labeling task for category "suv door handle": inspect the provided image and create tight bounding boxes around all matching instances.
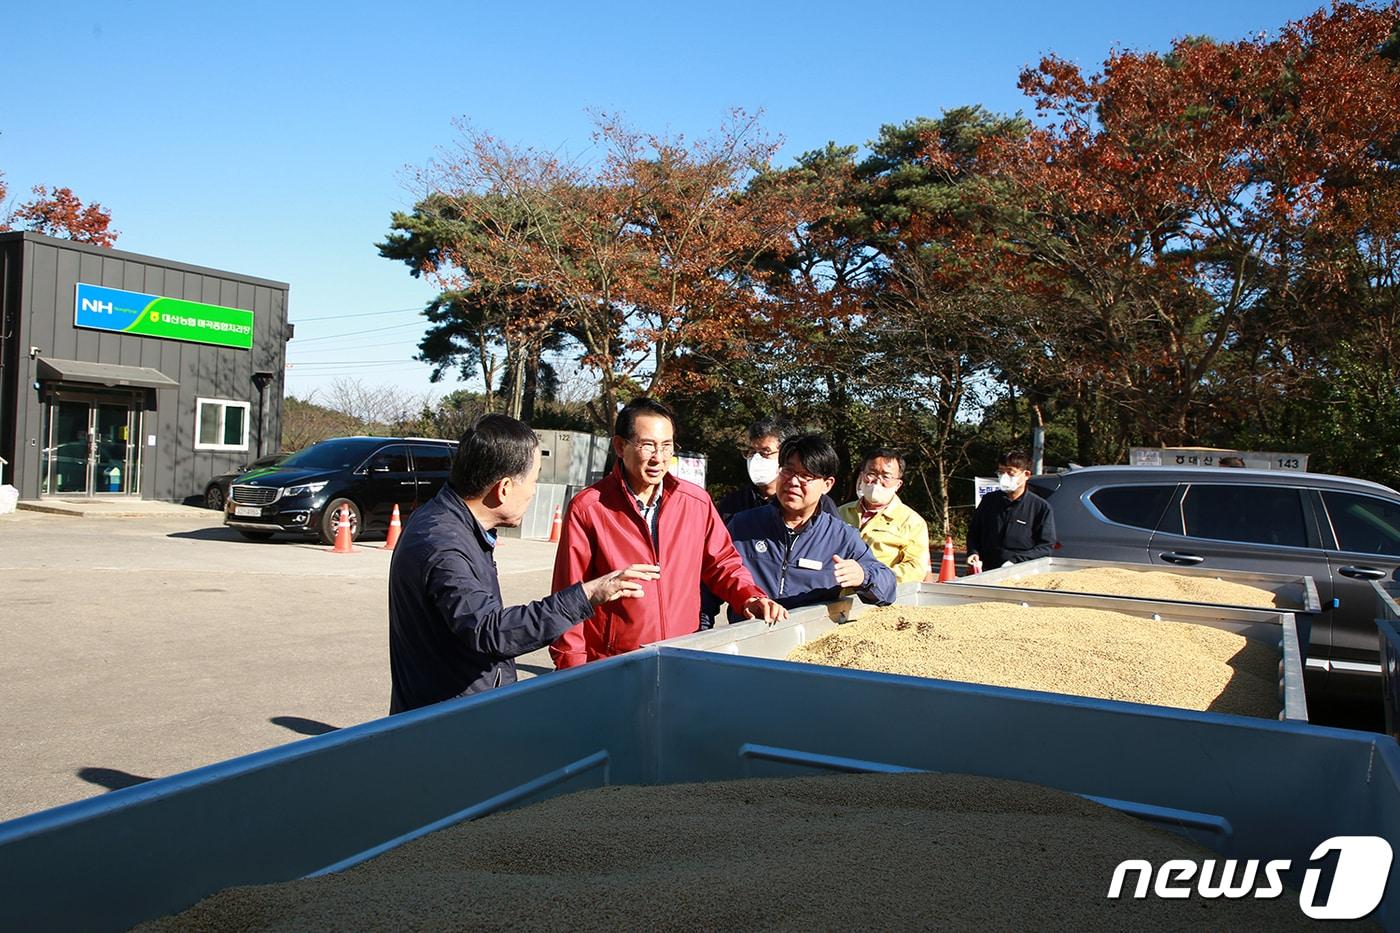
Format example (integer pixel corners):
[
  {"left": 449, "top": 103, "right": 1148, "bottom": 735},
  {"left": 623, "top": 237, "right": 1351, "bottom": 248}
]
[
  {"left": 400, "top": 480, "right": 416, "bottom": 485},
  {"left": 1159, "top": 552, "right": 1205, "bottom": 566},
  {"left": 1338, "top": 565, "right": 1387, "bottom": 581}
]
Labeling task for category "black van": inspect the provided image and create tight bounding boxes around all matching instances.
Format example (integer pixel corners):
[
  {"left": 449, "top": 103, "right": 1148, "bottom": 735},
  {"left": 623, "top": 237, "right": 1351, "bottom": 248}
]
[{"left": 224, "top": 436, "right": 456, "bottom": 544}]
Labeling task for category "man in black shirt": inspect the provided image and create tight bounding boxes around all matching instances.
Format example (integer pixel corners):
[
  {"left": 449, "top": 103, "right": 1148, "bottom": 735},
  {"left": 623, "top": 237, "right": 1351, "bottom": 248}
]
[
  {"left": 389, "top": 414, "right": 657, "bottom": 713},
  {"left": 966, "top": 449, "right": 1056, "bottom": 572}
]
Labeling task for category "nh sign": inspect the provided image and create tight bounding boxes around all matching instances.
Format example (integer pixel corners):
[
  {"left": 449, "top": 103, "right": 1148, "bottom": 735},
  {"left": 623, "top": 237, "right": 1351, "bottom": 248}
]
[{"left": 73, "top": 284, "right": 254, "bottom": 350}]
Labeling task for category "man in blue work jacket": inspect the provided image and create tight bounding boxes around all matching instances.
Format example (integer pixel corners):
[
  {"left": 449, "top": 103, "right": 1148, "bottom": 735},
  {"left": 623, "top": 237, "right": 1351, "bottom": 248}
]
[
  {"left": 389, "top": 414, "right": 658, "bottom": 713},
  {"left": 721, "top": 433, "right": 897, "bottom": 615}
]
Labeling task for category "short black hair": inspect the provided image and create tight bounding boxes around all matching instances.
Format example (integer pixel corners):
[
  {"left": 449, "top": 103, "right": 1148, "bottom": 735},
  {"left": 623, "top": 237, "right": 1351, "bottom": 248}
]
[
  {"left": 748, "top": 416, "right": 798, "bottom": 444},
  {"left": 450, "top": 414, "right": 539, "bottom": 498},
  {"left": 1218, "top": 456, "right": 1246, "bottom": 468},
  {"left": 861, "top": 446, "right": 906, "bottom": 476},
  {"left": 780, "top": 433, "right": 840, "bottom": 479},
  {"left": 998, "top": 449, "right": 1032, "bottom": 472},
  {"left": 614, "top": 397, "right": 676, "bottom": 441}
]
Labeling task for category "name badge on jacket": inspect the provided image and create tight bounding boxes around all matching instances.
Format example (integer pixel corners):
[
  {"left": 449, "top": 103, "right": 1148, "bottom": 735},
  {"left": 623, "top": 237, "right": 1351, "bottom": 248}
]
[{"left": 797, "top": 557, "right": 823, "bottom": 571}]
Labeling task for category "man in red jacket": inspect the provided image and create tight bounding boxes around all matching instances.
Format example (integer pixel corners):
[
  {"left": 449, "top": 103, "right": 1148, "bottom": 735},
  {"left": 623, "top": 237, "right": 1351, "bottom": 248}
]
[{"left": 550, "top": 398, "right": 787, "bottom": 669}]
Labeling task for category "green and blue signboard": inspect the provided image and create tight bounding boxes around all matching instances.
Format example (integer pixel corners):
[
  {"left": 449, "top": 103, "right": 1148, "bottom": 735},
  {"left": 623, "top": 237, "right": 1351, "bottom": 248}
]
[{"left": 74, "top": 284, "right": 254, "bottom": 350}]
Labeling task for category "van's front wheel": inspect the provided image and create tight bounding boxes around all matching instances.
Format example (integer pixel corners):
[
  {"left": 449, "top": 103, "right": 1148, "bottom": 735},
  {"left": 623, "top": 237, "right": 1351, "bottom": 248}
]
[{"left": 319, "top": 499, "right": 361, "bottom": 545}]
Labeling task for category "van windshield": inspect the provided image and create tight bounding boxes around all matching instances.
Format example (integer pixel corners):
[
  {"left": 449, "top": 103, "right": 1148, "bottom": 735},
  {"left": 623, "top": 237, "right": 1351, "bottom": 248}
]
[{"left": 278, "top": 439, "right": 381, "bottom": 471}]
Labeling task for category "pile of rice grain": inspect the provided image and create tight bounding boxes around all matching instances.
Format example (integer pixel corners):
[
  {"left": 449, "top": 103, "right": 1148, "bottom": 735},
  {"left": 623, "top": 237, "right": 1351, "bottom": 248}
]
[
  {"left": 137, "top": 772, "right": 1322, "bottom": 931},
  {"left": 788, "top": 603, "right": 1280, "bottom": 717},
  {"left": 998, "top": 567, "right": 1285, "bottom": 608}
]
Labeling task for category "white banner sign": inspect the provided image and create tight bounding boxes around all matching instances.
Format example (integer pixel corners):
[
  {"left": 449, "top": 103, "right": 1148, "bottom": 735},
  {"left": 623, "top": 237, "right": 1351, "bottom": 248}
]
[
  {"left": 973, "top": 476, "right": 1001, "bottom": 507},
  {"left": 1130, "top": 448, "right": 1308, "bottom": 471}
]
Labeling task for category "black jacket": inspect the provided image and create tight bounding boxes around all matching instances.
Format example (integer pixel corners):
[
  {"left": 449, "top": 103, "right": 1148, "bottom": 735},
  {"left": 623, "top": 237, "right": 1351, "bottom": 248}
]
[
  {"left": 966, "top": 489, "right": 1056, "bottom": 569},
  {"left": 389, "top": 484, "right": 593, "bottom": 713}
]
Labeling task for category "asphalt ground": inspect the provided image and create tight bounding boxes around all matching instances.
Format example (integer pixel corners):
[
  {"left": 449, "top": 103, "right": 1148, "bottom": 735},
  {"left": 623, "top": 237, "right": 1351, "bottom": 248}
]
[{"left": 0, "top": 506, "right": 562, "bottom": 823}]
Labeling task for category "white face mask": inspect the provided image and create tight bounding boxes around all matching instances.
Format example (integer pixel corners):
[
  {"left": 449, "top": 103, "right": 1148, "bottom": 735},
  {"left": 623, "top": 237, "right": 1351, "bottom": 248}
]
[
  {"left": 858, "top": 482, "right": 896, "bottom": 507},
  {"left": 747, "top": 453, "right": 780, "bottom": 486},
  {"left": 998, "top": 472, "right": 1022, "bottom": 493}
]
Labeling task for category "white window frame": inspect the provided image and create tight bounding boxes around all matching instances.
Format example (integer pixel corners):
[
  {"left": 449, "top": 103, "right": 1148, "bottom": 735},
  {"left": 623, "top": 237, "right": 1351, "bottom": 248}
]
[{"left": 194, "top": 397, "right": 251, "bottom": 452}]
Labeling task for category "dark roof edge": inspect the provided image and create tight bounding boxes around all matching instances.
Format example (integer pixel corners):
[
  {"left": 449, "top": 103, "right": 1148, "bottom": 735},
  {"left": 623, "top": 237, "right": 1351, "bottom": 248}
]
[{"left": 0, "top": 230, "right": 291, "bottom": 290}]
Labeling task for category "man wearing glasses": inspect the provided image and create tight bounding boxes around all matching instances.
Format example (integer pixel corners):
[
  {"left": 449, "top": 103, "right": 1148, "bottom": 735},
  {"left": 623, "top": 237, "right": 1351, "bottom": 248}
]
[
  {"left": 837, "top": 447, "right": 931, "bottom": 584},
  {"left": 722, "top": 434, "right": 896, "bottom": 613},
  {"left": 550, "top": 398, "right": 788, "bottom": 669},
  {"left": 699, "top": 416, "right": 840, "bottom": 630}
]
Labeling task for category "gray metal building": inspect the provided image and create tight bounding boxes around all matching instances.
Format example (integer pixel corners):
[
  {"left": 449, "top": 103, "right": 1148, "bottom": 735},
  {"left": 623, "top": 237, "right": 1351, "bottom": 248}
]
[{"left": 0, "top": 232, "right": 291, "bottom": 502}]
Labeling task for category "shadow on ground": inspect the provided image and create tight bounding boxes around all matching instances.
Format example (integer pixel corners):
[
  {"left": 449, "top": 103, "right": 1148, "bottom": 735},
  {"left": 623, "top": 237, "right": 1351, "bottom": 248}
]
[
  {"left": 77, "top": 767, "right": 154, "bottom": 792},
  {"left": 270, "top": 715, "right": 339, "bottom": 736},
  {"left": 166, "top": 527, "right": 262, "bottom": 542},
  {"left": 166, "top": 527, "right": 309, "bottom": 544}
]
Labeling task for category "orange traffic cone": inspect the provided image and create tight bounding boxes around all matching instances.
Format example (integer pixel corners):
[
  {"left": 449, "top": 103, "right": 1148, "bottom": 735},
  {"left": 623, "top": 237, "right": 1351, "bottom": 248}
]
[
  {"left": 384, "top": 503, "right": 402, "bottom": 551},
  {"left": 938, "top": 536, "right": 957, "bottom": 582},
  {"left": 332, "top": 503, "right": 354, "bottom": 553},
  {"left": 549, "top": 506, "right": 562, "bottom": 543}
]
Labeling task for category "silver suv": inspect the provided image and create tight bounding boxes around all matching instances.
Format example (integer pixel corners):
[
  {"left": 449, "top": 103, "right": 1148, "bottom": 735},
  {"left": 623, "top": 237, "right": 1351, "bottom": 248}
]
[{"left": 1028, "top": 465, "right": 1400, "bottom": 705}]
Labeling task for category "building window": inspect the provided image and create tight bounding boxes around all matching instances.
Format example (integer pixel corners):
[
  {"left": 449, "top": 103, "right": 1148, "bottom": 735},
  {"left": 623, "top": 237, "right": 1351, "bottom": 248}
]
[{"left": 195, "top": 398, "right": 250, "bottom": 451}]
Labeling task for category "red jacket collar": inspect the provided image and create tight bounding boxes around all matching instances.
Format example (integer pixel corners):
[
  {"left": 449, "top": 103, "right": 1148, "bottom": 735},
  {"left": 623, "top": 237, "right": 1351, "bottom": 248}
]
[{"left": 604, "top": 458, "right": 677, "bottom": 509}]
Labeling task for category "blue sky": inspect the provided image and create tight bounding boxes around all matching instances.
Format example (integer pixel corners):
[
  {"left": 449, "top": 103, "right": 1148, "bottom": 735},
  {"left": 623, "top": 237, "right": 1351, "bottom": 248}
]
[{"left": 2, "top": 1, "right": 1333, "bottom": 402}]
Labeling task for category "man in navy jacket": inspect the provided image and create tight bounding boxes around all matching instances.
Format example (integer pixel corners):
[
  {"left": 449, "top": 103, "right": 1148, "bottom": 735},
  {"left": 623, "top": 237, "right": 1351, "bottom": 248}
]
[
  {"left": 389, "top": 414, "right": 657, "bottom": 713},
  {"left": 722, "top": 434, "right": 897, "bottom": 615}
]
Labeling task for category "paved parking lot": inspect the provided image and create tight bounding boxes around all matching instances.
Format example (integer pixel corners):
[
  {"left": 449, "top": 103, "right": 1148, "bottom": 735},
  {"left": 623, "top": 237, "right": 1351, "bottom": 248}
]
[{"left": 0, "top": 507, "right": 561, "bottom": 822}]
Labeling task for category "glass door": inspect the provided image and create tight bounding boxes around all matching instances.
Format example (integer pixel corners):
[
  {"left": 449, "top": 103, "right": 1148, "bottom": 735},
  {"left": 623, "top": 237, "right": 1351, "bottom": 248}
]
[
  {"left": 45, "top": 400, "right": 94, "bottom": 495},
  {"left": 42, "top": 395, "right": 143, "bottom": 497},
  {"left": 94, "top": 404, "right": 133, "bottom": 494}
]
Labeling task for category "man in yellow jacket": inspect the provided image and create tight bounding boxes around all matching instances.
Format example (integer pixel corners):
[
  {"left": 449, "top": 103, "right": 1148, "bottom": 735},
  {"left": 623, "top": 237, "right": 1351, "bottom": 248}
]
[{"left": 837, "top": 447, "right": 931, "bottom": 584}]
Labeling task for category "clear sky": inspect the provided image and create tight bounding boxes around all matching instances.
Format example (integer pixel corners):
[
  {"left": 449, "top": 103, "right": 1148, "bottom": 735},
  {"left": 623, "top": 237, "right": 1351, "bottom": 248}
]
[{"left": 2, "top": 0, "right": 1334, "bottom": 404}]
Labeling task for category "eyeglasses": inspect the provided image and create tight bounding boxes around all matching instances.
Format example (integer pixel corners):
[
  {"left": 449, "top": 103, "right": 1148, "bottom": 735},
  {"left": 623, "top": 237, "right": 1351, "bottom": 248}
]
[
  {"left": 779, "top": 467, "right": 826, "bottom": 487},
  {"left": 630, "top": 440, "right": 675, "bottom": 458},
  {"left": 861, "top": 471, "right": 902, "bottom": 485},
  {"left": 747, "top": 446, "right": 781, "bottom": 459}
]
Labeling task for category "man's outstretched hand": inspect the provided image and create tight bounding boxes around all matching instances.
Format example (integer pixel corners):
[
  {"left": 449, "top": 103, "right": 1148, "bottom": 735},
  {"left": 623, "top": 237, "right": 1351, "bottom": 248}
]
[{"left": 582, "top": 564, "right": 661, "bottom": 606}]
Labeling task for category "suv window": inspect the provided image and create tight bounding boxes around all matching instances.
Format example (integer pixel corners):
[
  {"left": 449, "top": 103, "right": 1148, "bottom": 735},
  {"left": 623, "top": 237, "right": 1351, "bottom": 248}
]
[
  {"left": 1322, "top": 491, "right": 1400, "bottom": 557},
  {"left": 1180, "top": 484, "right": 1308, "bottom": 548},
  {"left": 1089, "top": 485, "right": 1174, "bottom": 530},
  {"left": 365, "top": 446, "right": 410, "bottom": 473},
  {"left": 410, "top": 445, "right": 452, "bottom": 474}
]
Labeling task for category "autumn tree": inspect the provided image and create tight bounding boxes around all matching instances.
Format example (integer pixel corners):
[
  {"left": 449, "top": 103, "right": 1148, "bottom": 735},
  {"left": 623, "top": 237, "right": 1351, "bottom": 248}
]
[
  {"left": 380, "top": 190, "right": 566, "bottom": 421},
  {"left": 4, "top": 183, "right": 118, "bottom": 246},
  {"left": 975, "top": 1, "right": 1400, "bottom": 460},
  {"left": 399, "top": 110, "right": 794, "bottom": 429}
]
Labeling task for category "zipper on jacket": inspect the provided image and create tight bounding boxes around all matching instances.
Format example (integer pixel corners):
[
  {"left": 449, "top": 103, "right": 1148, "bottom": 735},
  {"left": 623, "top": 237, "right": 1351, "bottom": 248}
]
[
  {"left": 779, "top": 527, "right": 800, "bottom": 598},
  {"left": 626, "top": 483, "right": 663, "bottom": 644}
]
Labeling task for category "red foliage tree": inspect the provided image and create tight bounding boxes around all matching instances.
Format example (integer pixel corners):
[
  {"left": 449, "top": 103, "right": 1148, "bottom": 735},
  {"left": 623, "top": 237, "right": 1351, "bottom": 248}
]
[
  {"left": 972, "top": 1, "right": 1400, "bottom": 453},
  {"left": 415, "top": 111, "right": 799, "bottom": 426},
  {"left": 9, "top": 184, "right": 118, "bottom": 246}
]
